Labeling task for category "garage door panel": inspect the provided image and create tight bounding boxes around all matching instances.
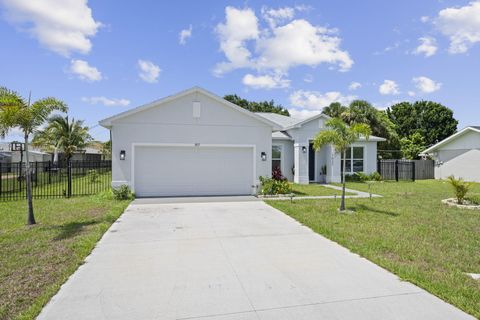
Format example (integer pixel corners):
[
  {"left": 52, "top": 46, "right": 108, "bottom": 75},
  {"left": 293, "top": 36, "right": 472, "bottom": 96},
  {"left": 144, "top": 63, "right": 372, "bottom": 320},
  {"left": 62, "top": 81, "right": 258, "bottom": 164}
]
[{"left": 134, "top": 146, "right": 253, "bottom": 197}]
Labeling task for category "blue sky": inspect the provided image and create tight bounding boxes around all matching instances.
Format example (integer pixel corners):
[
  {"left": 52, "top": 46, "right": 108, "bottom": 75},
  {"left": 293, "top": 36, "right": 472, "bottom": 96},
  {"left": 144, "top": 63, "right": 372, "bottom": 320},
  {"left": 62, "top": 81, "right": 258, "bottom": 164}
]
[{"left": 1, "top": 0, "right": 479, "bottom": 141}]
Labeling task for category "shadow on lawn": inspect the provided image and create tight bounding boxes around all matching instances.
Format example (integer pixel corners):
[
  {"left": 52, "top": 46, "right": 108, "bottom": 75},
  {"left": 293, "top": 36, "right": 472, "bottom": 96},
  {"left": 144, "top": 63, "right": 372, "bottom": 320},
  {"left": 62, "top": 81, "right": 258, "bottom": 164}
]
[
  {"left": 54, "top": 220, "right": 98, "bottom": 241},
  {"left": 354, "top": 203, "right": 400, "bottom": 217}
]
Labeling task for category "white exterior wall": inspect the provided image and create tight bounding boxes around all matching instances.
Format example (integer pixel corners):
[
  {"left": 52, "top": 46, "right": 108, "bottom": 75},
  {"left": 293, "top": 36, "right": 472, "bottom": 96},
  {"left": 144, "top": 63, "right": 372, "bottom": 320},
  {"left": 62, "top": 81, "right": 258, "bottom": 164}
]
[
  {"left": 350, "top": 141, "right": 378, "bottom": 175},
  {"left": 272, "top": 139, "right": 294, "bottom": 181},
  {"left": 110, "top": 92, "right": 272, "bottom": 192},
  {"left": 430, "top": 130, "right": 480, "bottom": 182}
]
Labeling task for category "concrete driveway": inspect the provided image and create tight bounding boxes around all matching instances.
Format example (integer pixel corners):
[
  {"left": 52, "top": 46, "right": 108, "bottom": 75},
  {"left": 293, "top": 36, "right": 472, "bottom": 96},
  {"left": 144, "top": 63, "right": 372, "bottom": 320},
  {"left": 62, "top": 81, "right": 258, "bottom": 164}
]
[{"left": 38, "top": 198, "right": 473, "bottom": 320}]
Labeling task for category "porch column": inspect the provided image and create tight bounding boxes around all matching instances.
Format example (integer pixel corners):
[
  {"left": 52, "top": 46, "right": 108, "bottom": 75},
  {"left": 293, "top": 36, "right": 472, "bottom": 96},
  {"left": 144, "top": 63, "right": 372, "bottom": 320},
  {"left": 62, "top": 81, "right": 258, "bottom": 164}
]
[
  {"left": 294, "top": 143, "right": 309, "bottom": 184},
  {"left": 326, "top": 145, "right": 342, "bottom": 183}
]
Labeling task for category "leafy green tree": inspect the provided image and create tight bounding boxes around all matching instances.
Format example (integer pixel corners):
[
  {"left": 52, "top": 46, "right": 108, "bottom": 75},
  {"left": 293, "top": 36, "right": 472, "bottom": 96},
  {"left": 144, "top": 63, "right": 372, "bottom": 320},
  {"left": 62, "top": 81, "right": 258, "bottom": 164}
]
[
  {"left": 322, "top": 102, "right": 347, "bottom": 118},
  {"left": 0, "top": 87, "right": 67, "bottom": 225},
  {"left": 224, "top": 94, "right": 289, "bottom": 116},
  {"left": 325, "top": 100, "right": 399, "bottom": 158},
  {"left": 33, "top": 115, "right": 92, "bottom": 162},
  {"left": 400, "top": 132, "right": 426, "bottom": 160},
  {"left": 313, "top": 118, "right": 371, "bottom": 212},
  {"left": 387, "top": 101, "right": 458, "bottom": 147},
  {"left": 101, "top": 140, "right": 112, "bottom": 160}
]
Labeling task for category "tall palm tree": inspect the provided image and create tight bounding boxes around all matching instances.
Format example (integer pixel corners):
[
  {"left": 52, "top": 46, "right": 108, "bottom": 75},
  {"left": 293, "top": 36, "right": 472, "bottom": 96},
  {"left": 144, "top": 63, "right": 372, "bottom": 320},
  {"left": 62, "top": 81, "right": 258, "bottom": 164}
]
[
  {"left": 34, "top": 115, "right": 92, "bottom": 162},
  {"left": 0, "top": 87, "right": 67, "bottom": 225},
  {"left": 313, "top": 118, "right": 371, "bottom": 212}
]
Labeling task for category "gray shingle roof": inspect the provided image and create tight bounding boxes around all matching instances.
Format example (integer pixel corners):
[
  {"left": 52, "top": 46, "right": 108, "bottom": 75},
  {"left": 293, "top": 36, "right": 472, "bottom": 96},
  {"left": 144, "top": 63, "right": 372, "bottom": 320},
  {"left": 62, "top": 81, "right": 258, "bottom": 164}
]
[
  {"left": 255, "top": 112, "right": 300, "bottom": 128},
  {"left": 470, "top": 126, "right": 480, "bottom": 130}
]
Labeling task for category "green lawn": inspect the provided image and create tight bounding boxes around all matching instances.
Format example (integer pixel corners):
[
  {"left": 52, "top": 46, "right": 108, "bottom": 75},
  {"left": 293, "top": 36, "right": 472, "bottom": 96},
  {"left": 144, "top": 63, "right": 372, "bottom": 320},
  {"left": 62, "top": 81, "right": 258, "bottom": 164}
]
[
  {"left": 267, "top": 180, "right": 480, "bottom": 318},
  {"left": 290, "top": 183, "right": 354, "bottom": 196},
  {"left": 0, "top": 195, "right": 131, "bottom": 320}
]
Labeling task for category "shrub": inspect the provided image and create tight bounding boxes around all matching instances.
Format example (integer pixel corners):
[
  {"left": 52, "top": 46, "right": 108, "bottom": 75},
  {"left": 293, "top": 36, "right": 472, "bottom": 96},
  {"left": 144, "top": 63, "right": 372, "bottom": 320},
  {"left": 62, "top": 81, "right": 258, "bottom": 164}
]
[
  {"left": 369, "top": 171, "right": 382, "bottom": 181},
  {"left": 88, "top": 169, "right": 99, "bottom": 183},
  {"left": 112, "top": 185, "right": 134, "bottom": 200},
  {"left": 272, "top": 167, "right": 286, "bottom": 181},
  {"left": 465, "top": 194, "right": 480, "bottom": 205},
  {"left": 259, "top": 176, "right": 292, "bottom": 195},
  {"left": 447, "top": 175, "right": 472, "bottom": 204}
]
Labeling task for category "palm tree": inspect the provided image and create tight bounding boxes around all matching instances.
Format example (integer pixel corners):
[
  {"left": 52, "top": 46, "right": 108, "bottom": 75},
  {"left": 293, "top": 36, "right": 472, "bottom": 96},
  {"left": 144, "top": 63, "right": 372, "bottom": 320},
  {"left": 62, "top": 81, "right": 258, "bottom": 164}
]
[
  {"left": 0, "top": 87, "right": 67, "bottom": 225},
  {"left": 313, "top": 118, "right": 371, "bottom": 212},
  {"left": 34, "top": 115, "right": 92, "bottom": 162}
]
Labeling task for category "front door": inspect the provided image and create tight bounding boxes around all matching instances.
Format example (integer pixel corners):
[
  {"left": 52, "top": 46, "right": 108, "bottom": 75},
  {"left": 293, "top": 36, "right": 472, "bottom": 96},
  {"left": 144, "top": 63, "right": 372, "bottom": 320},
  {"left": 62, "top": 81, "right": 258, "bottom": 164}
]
[{"left": 309, "top": 143, "right": 315, "bottom": 181}]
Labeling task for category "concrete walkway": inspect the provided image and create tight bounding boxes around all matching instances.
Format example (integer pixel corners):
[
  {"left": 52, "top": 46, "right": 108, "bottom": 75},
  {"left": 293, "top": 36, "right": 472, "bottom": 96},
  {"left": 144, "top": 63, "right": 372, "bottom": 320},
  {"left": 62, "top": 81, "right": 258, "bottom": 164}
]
[
  {"left": 38, "top": 200, "right": 472, "bottom": 320},
  {"left": 263, "top": 184, "right": 382, "bottom": 201}
]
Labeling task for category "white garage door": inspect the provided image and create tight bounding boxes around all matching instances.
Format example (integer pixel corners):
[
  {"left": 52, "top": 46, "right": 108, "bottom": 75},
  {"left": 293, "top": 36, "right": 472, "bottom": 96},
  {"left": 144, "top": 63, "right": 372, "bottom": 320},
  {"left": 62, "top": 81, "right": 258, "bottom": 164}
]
[{"left": 134, "top": 145, "right": 254, "bottom": 197}]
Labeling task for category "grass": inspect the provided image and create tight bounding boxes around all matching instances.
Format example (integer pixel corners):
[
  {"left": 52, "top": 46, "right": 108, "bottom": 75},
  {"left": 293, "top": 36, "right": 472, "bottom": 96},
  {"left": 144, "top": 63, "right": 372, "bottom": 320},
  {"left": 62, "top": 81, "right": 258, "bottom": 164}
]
[
  {"left": 267, "top": 180, "right": 480, "bottom": 318},
  {"left": 0, "top": 194, "right": 131, "bottom": 320},
  {"left": 290, "top": 183, "right": 354, "bottom": 196}
]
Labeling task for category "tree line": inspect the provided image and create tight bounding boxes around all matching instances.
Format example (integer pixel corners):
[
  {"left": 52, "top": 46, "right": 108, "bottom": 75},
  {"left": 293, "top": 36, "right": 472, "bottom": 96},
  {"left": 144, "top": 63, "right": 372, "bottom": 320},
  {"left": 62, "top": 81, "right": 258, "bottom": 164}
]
[{"left": 226, "top": 94, "right": 458, "bottom": 160}]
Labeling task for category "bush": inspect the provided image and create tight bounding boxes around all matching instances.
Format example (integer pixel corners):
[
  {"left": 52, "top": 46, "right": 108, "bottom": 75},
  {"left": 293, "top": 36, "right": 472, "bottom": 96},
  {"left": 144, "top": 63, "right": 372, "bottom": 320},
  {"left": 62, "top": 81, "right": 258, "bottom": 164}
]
[
  {"left": 259, "top": 176, "right": 292, "bottom": 195},
  {"left": 272, "top": 167, "right": 286, "bottom": 181},
  {"left": 112, "top": 185, "right": 134, "bottom": 200},
  {"left": 447, "top": 175, "right": 472, "bottom": 204},
  {"left": 88, "top": 169, "right": 99, "bottom": 183},
  {"left": 345, "top": 172, "right": 382, "bottom": 182}
]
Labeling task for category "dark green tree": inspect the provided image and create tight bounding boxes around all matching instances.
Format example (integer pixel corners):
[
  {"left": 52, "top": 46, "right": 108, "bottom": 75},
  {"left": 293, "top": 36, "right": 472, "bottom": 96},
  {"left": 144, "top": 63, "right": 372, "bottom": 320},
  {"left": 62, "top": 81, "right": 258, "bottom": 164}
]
[
  {"left": 322, "top": 102, "right": 347, "bottom": 118},
  {"left": 400, "top": 132, "right": 426, "bottom": 160},
  {"left": 224, "top": 94, "right": 289, "bottom": 116},
  {"left": 387, "top": 101, "right": 458, "bottom": 147}
]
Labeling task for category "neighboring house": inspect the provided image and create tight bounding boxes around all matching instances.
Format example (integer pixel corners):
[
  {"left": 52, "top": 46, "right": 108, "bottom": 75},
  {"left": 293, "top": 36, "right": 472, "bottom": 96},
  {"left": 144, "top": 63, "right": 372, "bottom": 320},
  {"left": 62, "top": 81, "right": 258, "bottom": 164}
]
[
  {"left": 0, "top": 143, "right": 50, "bottom": 163},
  {"left": 57, "top": 147, "right": 103, "bottom": 162},
  {"left": 99, "top": 87, "right": 385, "bottom": 197},
  {"left": 421, "top": 126, "right": 480, "bottom": 182}
]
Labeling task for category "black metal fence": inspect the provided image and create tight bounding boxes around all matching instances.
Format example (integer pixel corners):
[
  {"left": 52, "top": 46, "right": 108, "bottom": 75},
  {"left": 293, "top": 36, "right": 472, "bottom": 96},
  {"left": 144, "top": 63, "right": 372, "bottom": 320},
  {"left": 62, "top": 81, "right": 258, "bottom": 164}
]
[
  {"left": 0, "top": 160, "right": 111, "bottom": 201},
  {"left": 377, "top": 159, "right": 434, "bottom": 181}
]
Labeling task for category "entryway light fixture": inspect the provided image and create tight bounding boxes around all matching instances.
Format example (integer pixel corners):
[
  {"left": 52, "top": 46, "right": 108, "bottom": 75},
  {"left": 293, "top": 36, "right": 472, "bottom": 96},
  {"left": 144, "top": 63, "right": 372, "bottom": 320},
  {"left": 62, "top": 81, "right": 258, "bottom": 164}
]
[
  {"left": 302, "top": 146, "right": 307, "bottom": 153},
  {"left": 261, "top": 152, "right": 267, "bottom": 161},
  {"left": 120, "top": 150, "right": 126, "bottom": 160}
]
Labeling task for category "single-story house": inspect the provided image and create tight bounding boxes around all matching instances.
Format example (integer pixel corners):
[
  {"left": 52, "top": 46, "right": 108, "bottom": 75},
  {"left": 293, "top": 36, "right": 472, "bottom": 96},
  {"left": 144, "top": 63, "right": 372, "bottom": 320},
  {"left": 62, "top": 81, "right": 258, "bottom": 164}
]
[
  {"left": 421, "top": 126, "right": 480, "bottom": 182},
  {"left": 99, "top": 87, "right": 385, "bottom": 197}
]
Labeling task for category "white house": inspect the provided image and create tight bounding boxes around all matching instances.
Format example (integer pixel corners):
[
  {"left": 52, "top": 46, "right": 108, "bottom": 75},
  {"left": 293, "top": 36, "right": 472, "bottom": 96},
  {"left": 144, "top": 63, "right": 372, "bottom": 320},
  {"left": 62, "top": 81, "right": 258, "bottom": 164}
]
[
  {"left": 99, "top": 87, "right": 385, "bottom": 197},
  {"left": 421, "top": 126, "right": 480, "bottom": 182}
]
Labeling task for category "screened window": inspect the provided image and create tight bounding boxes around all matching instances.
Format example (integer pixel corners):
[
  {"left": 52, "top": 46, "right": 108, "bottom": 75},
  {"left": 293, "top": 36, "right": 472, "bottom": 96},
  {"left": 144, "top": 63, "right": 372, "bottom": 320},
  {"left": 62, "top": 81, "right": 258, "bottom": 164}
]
[
  {"left": 341, "top": 146, "right": 364, "bottom": 173},
  {"left": 272, "top": 145, "right": 282, "bottom": 171}
]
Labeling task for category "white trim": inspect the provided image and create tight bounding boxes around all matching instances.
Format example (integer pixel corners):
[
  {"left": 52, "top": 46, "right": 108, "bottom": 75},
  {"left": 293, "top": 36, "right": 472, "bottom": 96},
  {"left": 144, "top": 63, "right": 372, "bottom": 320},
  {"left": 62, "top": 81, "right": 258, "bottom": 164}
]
[
  {"left": 422, "top": 126, "right": 480, "bottom": 154},
  {"left": 272, "top": 143, "right": 284, "bottom": 175},
  {"left": 131, "top": 143, "right": 257, "bottom": 195},
  {"left": 285, "top": 113, "right": 331, "bottom": 130},
  {"left": 99, "top": 87, "right": 282, "bottom": 131},
  {"left": 341, "top": 146, "right": 365, "bottom": 174}
]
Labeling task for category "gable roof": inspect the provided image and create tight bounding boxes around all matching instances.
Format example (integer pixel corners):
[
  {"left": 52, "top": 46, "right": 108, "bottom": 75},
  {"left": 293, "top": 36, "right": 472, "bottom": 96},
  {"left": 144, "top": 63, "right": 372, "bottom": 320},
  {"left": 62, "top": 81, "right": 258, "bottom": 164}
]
[
  {"left": 255, "top": 112, "right": 300, "bottom": 128},
  {"left": 99, "top": 87, "right": 282, "bottom": 130},
  {"left": 421, "top": 126, "right": 480, "bottom": 154}
]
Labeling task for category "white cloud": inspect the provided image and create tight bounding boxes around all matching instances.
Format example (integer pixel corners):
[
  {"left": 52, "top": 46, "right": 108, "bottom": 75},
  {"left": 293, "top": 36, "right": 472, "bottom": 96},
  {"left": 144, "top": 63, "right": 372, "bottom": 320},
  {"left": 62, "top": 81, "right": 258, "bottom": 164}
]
[
  {"left": 420, "top": 16, "right": 430, "bottom": 23},
  {"left": 261, "top": 6, "right": 295, "bottom": 28},
  {"left": 348, "top": 81, "right": 361, "bottom": 90},
  {"left": 303, "top": 74, "right": 314, "bottom": 83},
  {"left": 242, "top": 73, "right": 290, "bottom": 89},
  {"left": 408, "top": 91, "right": 416, "bottom": 97},
  {"left": 214, "top": 6, "right": 353, "bottom": 79},
  {"left": 435, "top": 1, "right": 480, "bottom": 53},
  {"left": 179, "top": 25, "right": 192, "bottom": 45},
  {"left": 379, "top": 80, "right": 400, "bottom": 95},
  {"left": 413, "top": 76, "right": 442, "bottom": 93},
  {"left": 81, "top": 96, "right": 130, "bottom": 107},
  {"left": 68, "top": 59, "right": 102, "bottom": 81},
  {"left": 1, "top": 0, "right": 101, "bottom": 56},
  {"left": 289, "top": 90, "right": 356, "bottom": 110},
  {"left": 137, "top": 59, "right": 161, "bottom": 83},
  {"left": 414, "top": 37, "right": 438, "bottom": 57}
]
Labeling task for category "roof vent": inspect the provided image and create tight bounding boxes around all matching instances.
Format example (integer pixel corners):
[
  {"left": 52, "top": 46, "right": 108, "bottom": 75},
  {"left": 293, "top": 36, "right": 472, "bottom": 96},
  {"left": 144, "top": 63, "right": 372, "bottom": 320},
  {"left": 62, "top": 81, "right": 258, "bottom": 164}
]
[{"left": 193, "top": 101, "right": 201, "bottom": 118}]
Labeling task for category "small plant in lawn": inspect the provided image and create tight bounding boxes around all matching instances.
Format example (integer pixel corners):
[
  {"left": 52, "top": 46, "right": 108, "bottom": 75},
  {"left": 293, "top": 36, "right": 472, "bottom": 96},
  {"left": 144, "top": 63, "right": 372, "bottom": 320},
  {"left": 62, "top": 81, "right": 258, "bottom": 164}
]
[
  {"left": 112, "top": 185, "right": 134, "bottom": 200},
  {"left": 447, "top": 175, "right": 472, "bottom": 204},
  {"left": 88, "top": 169, "right": 99, "bottom": 183}
]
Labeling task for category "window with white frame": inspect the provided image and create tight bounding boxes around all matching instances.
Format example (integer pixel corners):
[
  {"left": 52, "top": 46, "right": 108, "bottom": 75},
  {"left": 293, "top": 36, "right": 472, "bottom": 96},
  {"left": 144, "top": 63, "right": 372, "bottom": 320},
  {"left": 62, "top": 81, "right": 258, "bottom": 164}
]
[
  {"left": 272, "top": 145, "right": 282, "bottom": 171},
  {"left": 341, "top": 146, "right": 364, "bottom": 173}
]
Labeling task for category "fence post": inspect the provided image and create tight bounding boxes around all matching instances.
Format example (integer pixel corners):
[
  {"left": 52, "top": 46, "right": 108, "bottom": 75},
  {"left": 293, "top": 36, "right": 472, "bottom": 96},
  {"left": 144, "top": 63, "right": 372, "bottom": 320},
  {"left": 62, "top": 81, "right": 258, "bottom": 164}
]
[
  {"left": 412, "top": 161, "right": 416, "bottom": 182},
  {"left": 395, "top": 160, "right": 399, "bottom": 182},
  {"left": 67, "top": 161, "right": 72, "bottom": 198}
]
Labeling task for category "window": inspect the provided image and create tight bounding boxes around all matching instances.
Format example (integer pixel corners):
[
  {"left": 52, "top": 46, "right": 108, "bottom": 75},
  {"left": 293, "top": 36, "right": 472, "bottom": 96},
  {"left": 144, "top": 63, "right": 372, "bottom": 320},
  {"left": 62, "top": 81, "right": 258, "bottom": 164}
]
[
  {"left": 272, "top": 145, "right": 282, "bottom": 171},
  {"left": 341, "top": 146, "right": 364, "bottom": 173}
]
